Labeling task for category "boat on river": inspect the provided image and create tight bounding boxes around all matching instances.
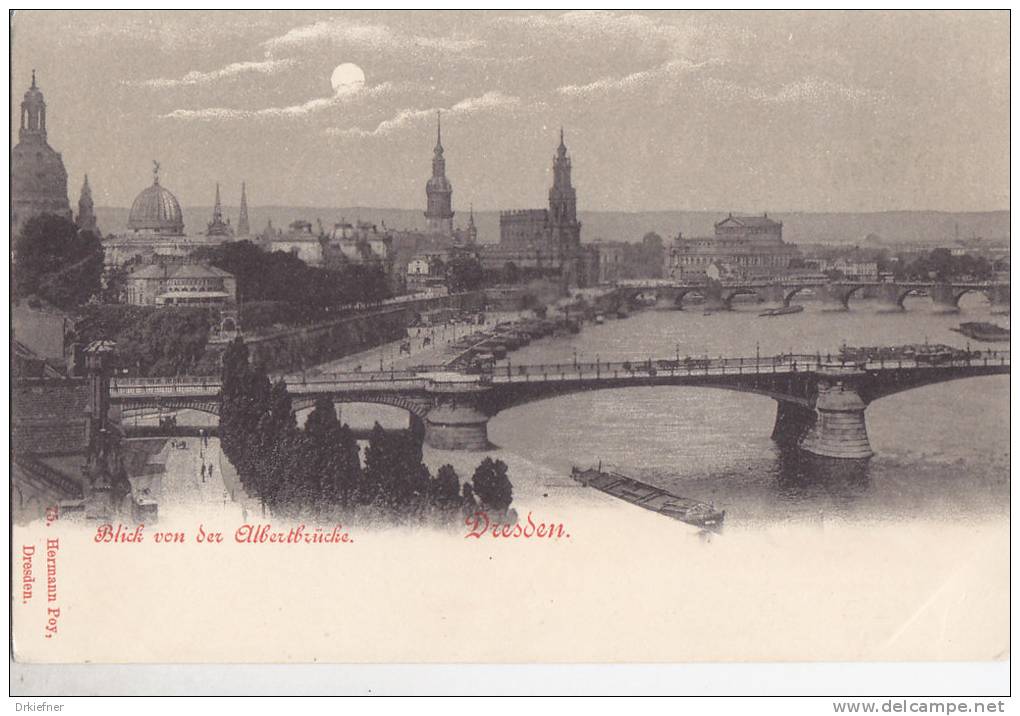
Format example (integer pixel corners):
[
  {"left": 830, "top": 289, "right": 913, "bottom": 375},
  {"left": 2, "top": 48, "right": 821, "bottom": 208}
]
[
  {"left": 951, "top": 322, "right": 1010, "bottom": 342},
  {"left": 570, "top": 466, "right": 725, "bottom": 530},
  {"left": 758, "top": 305, "right": 805, "bottom": 318}
]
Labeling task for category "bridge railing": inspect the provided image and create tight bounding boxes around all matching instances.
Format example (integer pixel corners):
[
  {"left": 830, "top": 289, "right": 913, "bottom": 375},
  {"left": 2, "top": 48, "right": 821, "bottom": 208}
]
[{"left": 110, "top": 350, "right": 1009, "bottom": 395}]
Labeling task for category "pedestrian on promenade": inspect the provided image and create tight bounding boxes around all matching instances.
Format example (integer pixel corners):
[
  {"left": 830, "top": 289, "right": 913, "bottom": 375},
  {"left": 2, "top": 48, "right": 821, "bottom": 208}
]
[{"left": 200, "top": 463, "right": 206, "bottom": 482}]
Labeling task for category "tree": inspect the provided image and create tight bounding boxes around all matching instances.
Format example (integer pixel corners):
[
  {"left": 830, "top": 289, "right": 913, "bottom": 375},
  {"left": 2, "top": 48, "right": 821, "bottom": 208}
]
[
  {"left": 14, "top": 215, "right": 104, "bottom": 309},
  {"left": 431, "top": 464, "right": 463, "bottom": 507},
  {"left": 471, "top": 458, "right": 513, "bottom": 513},
  {"left": 446, "top": 256, "right": 484, "bottom": 292},
  {"left": 116, "top": 308, "right": 211, "bottom": 376}
]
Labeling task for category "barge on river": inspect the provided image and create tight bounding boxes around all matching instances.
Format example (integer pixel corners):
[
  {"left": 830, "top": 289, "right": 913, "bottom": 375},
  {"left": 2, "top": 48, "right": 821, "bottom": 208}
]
[
  {"left": 759, "top": 305, "right": 805, "bottom": 318},
  {"left": 570, "top": 466, "right": 725, "bottom": 530},
  {"left": 951, "top": 322, "right": 1010, "bottom": 342}
]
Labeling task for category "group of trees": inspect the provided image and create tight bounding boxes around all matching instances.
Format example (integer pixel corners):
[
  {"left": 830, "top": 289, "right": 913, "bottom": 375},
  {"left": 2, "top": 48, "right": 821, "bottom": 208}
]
[
  {"left": 192, "top": 240, "right": 391, "bottom": 315},
  {"left": 14, "top": 215, "right": 104, "bottom": 310},
  {"left": 73, "top": 305, "right": 218, "bottom": 376},
  {"left": 893, "top": 248, "right": 994, "bottom": 282},
  {"left": 219, "top": 337, "right": 514, "bottom": 523},
  {"left": 445, "top": 255, "right": 485, "bottom": 293}
]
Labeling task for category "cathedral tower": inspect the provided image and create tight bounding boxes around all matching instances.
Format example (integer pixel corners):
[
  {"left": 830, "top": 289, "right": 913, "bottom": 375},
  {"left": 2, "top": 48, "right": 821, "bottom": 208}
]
[
  {"left": 424, "top": 111, "right": 454, "bottom": 236},
  {"left": 548, "top": 128, "right": 581, "bottom": 256},
  {"left": 237, "top": 182, "right": 250, "bottom": 236},
  {"left": 11, "top": 71, "right": 72, "bottom": 236},
  {"left": 549, "top": 128, "right": 577, "bottom": 227},
  {"left": 76, "top": 174, "right": 99, "bottom": 235},
  {"left": 206, "top": 182, "right": 233, "bottom": 237}
]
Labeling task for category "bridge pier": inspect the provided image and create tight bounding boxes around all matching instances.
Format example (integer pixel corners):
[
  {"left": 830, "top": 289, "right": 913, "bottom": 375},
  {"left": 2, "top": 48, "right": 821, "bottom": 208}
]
[
  {"left": 771, "top": 400, "right": 817, "bottom": 445},
  {"left": 702, "top": 282, "right": 729, "bottom": 312},
  {"left": 929, "top": 282, "right": 961, "bottom": 314},
  {"left": 799, "top": 382, "right": 873, "bottom": 460},
  {"left": 875, "top": 283, "right": 908, "bottom": 312},
  {"left": 422, "top": 384, "right": 491, "bottom": 451},
  {"left": 759, "top": 285, "right": 788, "bottom": 307},
  {"left": 818, "top": 284, "right": 852, "bottom": 311},
  {"left": 988, "top": 285, "right": 1010, "bottom": 315},
  {"left": 423, "top": 403, "right": 490, "bottom": 451}
]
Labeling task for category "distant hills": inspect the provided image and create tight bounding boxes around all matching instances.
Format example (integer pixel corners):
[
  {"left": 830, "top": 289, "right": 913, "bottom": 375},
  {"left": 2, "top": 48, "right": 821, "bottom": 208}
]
[{"left": 94, "top": 206, "right": 1009, "bottom": 247}]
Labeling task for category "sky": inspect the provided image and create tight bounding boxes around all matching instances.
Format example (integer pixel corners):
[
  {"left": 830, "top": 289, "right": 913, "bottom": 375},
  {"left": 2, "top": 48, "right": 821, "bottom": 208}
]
[{"left": 10, "top": 10, "right": 1010, "bottom": 213}]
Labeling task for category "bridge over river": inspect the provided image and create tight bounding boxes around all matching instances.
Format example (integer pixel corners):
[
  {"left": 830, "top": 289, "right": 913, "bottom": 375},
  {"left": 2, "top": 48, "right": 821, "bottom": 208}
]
[
  {"left": 111, "top": 349, "right": 1010, "bottom": 461},
  {"left": 615, "top": 278, "right": 1010, "bottom": 313}
]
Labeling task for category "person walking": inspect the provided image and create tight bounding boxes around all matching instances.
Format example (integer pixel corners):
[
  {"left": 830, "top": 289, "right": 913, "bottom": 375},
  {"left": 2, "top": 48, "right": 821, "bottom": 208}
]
[{"left": 200, "top": 463, "right": 206, "bottom": 483}]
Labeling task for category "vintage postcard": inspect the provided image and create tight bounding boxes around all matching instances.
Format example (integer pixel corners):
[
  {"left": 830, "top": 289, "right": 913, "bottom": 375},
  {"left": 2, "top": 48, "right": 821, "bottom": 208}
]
[{"left": 9, "top": 9, "right": 1010, "bottom": 672}]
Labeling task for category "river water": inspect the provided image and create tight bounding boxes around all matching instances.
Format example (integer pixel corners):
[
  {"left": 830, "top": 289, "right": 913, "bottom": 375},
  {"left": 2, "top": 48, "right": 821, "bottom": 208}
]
[{"left": 476, "top": 294, "right": 1010, "bottom": 527}]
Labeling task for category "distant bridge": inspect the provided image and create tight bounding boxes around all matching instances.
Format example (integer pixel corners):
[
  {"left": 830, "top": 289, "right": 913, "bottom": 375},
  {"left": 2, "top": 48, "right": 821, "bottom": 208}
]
[
  {"left": 614, "top": 279, "right": 1010, "bottom": 312},
  {"left": 111, "top": 350, "right": 1010, "bottom": 460}
]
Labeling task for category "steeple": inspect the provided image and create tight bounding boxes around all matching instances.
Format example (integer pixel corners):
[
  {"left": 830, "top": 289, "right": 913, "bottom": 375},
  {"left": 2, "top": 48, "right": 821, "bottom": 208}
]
[
  {"left": 76, "top": 174, "right": 98, "bottom": 234},
  {"left": 466, "top": 203, "right": 477, "bottom": 244},
  {"left": 12, "top": 71, "right": 72, "bottom": 236},
  {"left": 20, "top": 70, "right": 47, "bottom": 142},
  {"left": 431, "top": 110, "right": 446, "bottom": 176},
  {"left": 206, "top": 182, "right": 234, "bottom": 238},
  {"left": 213, "top": 183, "right": 223, "bottom": 221},
  {"left": 424, "top": 111, "right": 454, "bottom": 236},
  {"left": 237, "top": 182, "right": 250, "bottom": 236},
  {"left": 549, "top": 128, "right": 576, "bottom": 226}
]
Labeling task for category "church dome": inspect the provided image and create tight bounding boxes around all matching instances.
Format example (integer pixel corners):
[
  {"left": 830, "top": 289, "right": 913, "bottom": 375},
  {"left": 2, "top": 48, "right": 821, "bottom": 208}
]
[{"left": 128, "top": 177, "right": 184, "bottom": 234}]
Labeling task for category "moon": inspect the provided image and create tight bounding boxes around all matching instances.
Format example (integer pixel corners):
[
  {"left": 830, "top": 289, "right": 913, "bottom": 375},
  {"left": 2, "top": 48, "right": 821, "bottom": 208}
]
[{"left": 331, "top": 63, "right": 366, "bottom": 96}]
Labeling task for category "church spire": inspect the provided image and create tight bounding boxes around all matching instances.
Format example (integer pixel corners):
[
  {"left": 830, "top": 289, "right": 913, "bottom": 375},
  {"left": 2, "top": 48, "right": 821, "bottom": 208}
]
[
  {"left": 213, "top": 183, "right": 223, "bottom": 221},
  {"left": 206, "top": 181, "right": 233, "bottom": 238},
  {"left": 237, "top": 182, "right": 250, "bottom": 236},
  {"left": 76, "top": 173, "right": 98, "bottom": 235},
  {"left": 31, "top": 69, "right": 36, "bottom": 89},
  {"left": 425, "top": 113, "right": 453, "bottom": 235},
  {"left": 549, "top": 129, "right": 577, "bottom": 226}
]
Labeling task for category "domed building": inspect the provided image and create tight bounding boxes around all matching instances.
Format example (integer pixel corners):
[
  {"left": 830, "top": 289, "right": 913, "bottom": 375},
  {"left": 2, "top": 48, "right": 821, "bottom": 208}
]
[
  {"left": 127, "top": 166, "right": 185, "bottom": 234},
  {"left": 11, "top": 72, "right": 72, "bottom": 237},
  {"left": 103, "top": 163, "right": 225, "bottom": 268}
]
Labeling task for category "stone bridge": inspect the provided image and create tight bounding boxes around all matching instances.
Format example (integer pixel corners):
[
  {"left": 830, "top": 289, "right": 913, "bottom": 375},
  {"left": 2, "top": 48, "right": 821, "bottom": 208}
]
[
  {"left": 111, "top": 350, "right": 1009, "bottom": 461},
  {"left": 615, "top": 279, "right": 1010, "bottom": 313}
]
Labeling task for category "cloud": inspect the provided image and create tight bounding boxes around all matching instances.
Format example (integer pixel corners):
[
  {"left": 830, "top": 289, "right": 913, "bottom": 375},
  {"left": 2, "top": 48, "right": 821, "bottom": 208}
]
[
  {"left": 701, "top": 77, "right": 882, "bottom": 106},
  {"left": 126, "top": 58, "right": 294, "bottom": 88},
  {"left": 161, "top": 81, "right": 401, "bottom": 121},
  {"left": 263, "top": 18, "right": 483, "bottom": 56},
  {"left": 497, "top": 10, "right": 711, "bottom": 51},
  {"left": 329, "top": 91, "right": 521, "bottom": 138},
  {"left": 558, "top": 58, "right": 717, "bottom": 98}
]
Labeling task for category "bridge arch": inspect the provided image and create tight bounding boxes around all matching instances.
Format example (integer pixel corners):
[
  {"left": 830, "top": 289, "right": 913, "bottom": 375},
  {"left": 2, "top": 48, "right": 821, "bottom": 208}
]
[
  {"left": 721, "top": 287, "right": 759, "bottom": 310},
  {"left": 487, "top": 377, "right": 816, "bottom": 416},
  {"left": 862, "top": 367, "right": 1009, "bottom": 403},
  {"left": 119, "top": 400, "right": 221, "bottom": 418},
  {"left": 291, "top": 392, "right": 431, "bottom": 419},
  {"left": 951, "top": 287, "right": 992, "bottom": 306}
]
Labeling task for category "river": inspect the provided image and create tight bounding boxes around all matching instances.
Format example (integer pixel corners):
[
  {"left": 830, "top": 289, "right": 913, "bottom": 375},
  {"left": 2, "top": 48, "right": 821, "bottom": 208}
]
[{"left": 473, "top": 294, "right": 1009, "bottom": 527}]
